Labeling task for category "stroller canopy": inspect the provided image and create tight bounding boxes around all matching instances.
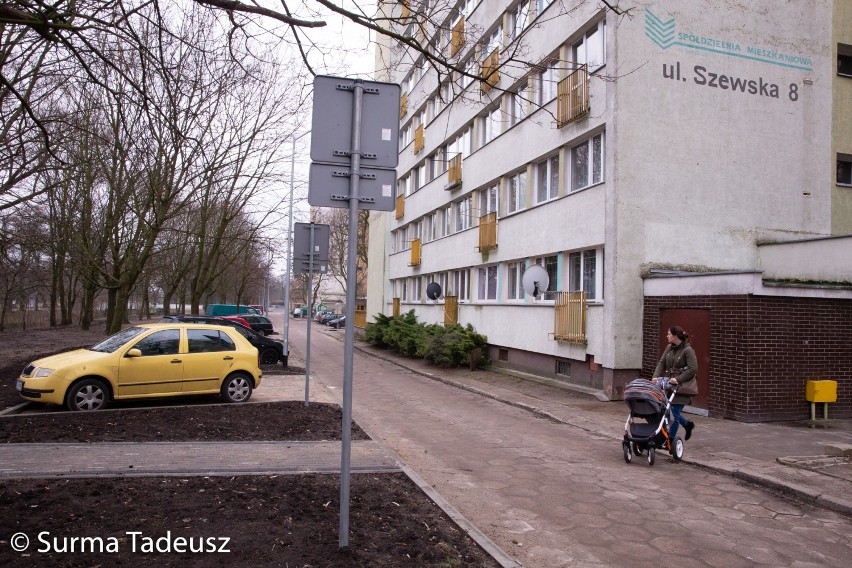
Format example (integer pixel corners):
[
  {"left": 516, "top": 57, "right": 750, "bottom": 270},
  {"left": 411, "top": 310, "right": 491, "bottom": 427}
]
[{"left": 624, "top": 378, "right": 667, "bottom": 418}]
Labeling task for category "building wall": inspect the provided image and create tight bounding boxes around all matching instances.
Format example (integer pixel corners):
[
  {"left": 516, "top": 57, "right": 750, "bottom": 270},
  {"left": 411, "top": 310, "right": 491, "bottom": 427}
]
[
  {"left": 643, "top": 294, "right": 852, "bottom": 422},
  {"left": 613, "top": 0, "right": 834, "bottom": 370},
  {"left": 832, "top": 0, "right": 852, "bottom": 233}
]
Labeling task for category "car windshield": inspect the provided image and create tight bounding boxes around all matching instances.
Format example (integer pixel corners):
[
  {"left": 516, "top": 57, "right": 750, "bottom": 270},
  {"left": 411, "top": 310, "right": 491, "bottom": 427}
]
[{"left": 89, "top": 326, "right": 148, "bottom": 353}]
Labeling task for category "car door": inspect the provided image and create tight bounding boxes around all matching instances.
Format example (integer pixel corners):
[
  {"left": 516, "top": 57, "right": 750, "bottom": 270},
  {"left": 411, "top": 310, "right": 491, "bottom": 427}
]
[
  {"left": 182, "top": 328, "right": 238, "bottom": 393},
  {"left": 117, "top": 329, "right": 183, "bottom": 398}
]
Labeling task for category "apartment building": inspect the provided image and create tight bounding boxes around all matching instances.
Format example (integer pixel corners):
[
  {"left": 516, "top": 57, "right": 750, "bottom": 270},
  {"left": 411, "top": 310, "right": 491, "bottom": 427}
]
[{"left": 367, "top": 0, "right": 852, "bottom": 421}]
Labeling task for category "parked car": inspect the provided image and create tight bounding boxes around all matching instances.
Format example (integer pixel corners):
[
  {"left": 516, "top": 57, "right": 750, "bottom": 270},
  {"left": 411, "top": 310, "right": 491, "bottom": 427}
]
[
  {"left": 16, "top": 323, "right": 262, "bottom": 411},
  {"left": 159, "top": 315, "right": 286, "bottom": 365},
  {"left": 205, "top": 304, "right": 260, "bottom": 316},
  {"left": 328, "top": 315, "right": 346, "bottom": 329},
  {"left": 320, "top": 312, "right": 342, "bottom": 325},
  {"left": 249, "top": 305, "right": 265, "bottom": 315},
  {"left": 221, "top": 315, "right": 251, "bottom": 328},
  {"left": 240, "top": 314, "right": 274, "bottom": 336}
]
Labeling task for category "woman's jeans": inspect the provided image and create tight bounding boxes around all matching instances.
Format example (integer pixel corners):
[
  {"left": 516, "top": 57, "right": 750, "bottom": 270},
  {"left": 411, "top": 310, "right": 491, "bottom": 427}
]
[{"left": 669, "top": 404, "right": 689, "bottom": 439}]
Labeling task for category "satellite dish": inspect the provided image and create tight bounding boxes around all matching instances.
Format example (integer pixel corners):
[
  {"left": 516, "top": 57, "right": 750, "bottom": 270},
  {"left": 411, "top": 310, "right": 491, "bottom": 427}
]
[
  {"left": 426, "top": 282, "right": 442, "bottom": 300},
  {"left": 521, "top": 265, "right": 549, "bottom": 297}
]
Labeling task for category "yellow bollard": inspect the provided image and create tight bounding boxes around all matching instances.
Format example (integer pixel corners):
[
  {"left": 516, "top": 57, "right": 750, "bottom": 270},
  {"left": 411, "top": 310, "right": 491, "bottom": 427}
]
[{"left": 805, "top": 380, "right": 837, "bottom": 420}]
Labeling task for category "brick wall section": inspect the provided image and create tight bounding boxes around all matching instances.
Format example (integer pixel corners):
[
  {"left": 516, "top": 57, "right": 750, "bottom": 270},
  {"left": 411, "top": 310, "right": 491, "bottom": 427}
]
[{"left": 643, "top": 294, "right": 852, "bottom": 422}]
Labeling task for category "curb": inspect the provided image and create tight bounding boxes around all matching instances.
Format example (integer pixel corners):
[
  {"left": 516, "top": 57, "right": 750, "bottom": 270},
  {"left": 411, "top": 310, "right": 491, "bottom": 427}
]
[{"left": 353, "top": 343, "right": 852, "bottom": 518}]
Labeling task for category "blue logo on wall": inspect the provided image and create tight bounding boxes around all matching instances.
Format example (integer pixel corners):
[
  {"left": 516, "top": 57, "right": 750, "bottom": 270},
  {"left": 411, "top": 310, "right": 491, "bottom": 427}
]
[
  {"left": 645, "top": 7, "right": 812, "bottom": 71},
  {"left": 645, "top": 9, "right": 675, "bottom": 50}
]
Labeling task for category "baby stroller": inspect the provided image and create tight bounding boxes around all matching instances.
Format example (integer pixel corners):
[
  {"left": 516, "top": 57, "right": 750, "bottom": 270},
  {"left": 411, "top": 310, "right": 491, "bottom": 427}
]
[{"left": 621, "top": 378, "right": 684, "bottom": 466}]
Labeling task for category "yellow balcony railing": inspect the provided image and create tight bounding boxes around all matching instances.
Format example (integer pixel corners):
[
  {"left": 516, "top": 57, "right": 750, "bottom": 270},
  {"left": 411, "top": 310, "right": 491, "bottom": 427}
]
[
  {"left": 409, "top": 238, "right": 421, "bottom": 266},
  {"left": 414, "top": 124, "right": 424, "bottom": 154},
  {"left": 556, "top": 64, "right": 589, "bottom": 128},
  {"left": 392, "top": 297, "right": 401, "bottom": 317},
  {"left": 400, "top": 0, "right": 410, "bottom": 20},
  {"left": 554, "top": 291, "right": 587, "bottom": 344},
  {"left": 480, "top": 48, "right": 500, "bottom": 94},
  {"left": 444, "top": 295, "right": 458, "bottom": 326},
  {"left": 447, "top": 154, "right": 462, "bottom": 189},
  {"left": 451, "top": 17, "right": 465, "bottom": 57},
  {"left": 395, "top": 194, "right": 404, "bottom": 219},
  {"left": 400, "top": 91, "right": 408, "bottom": 119},
  {"left": 477, "top": 212, "right": 497, "bottom": 252}
]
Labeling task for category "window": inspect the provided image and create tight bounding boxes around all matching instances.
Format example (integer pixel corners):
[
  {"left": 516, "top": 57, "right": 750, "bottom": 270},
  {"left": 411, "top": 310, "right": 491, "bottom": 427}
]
[
  {"left": 415, "top": 163, "right": 426, "bottom": 190},
  {"left": 532, "top": 256, "right": 558, "bottom": 300},
  {"left": 538, "top": 0, "right": 553, "bottom": 14},
  {"left": 460, "top": 58, "right": 475, "bottom": 89},
  {"left": 838, "top": 43, "right": 852, "bottom": 77},
  {"left": 400, "top": 123, "right": 412, "bottom": 149},
  {"left": 538, "top": 59, "right": 558, "bottom": 105},
  {"left": 430, "top": 146, "right": 447, "bottom": 178},
  {"left": 133, "top": 329, "right": 180, "bottom": 356},
  {"left": 456, "top": 195, "right": 472, "bottom": 231},
  {"left": 571, "top": 132, "right": 604, "bottom": 191},
  {"left": 839, "top": 153, "right": 852, "bottom": 186},
  {"left": 426, "top": 211, "right": 437, "bottom": 241},
  {"left": 508, "top": 170, "right": 527, "bottom": 213},
  {"left": 510, "top": 1, "right": 529, "bottom": 40},
  {"left": 410, "top": 220, "right": 422, "bottom": 243},
  {"left": 512, "top": 83, "right": 528, "bottom": 125},
  {"left": 481, "top": 106, "right": 502, "bottom": 145},
  {"left": 413, "top": 277, "right": 422, "bottom": 302},
  {"left": 452, "top": 269, "right": 470, "bottom": 301},
  {"left": 187, "top": 329, "right": 235, "bottom": 353},
  {"left": 569, "top": 248, "right": 601, "bottom": 300},
  {"left": 442, "top": 205, "right": 452, "bottom": 236},
  {"left": 484, "top": 26, "right": 502, "bottom": 55},
  {"left": 507, "top": 261, "right": 523, "bottom": 300},
  {"left": 573, "top": 20, "right": 606, "bottom": 70},
  {"left": 536, "top": 154, "right": 559, "bottom": 203},
  {"left": 480, "top": 184, "right": 498, "bottom": 214},
  {"left": 478, "top": 265, "right": 498, "bottom": 300}
]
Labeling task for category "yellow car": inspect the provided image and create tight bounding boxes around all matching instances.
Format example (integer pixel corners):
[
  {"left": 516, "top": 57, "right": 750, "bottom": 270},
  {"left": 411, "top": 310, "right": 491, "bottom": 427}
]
[{"left": 16, "top": 323, "right": 262, "bottom": 411}]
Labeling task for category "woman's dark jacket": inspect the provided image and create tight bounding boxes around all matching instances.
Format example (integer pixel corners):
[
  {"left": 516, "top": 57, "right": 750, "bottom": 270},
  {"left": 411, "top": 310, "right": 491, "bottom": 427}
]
[{"left": 653, "top": 341, "right": 698, "bottom": 405}]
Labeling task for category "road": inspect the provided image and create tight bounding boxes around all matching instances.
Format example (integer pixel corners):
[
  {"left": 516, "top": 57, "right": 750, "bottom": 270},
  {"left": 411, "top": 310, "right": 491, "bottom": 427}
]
[{"left": 277, "top": 310, "right": 852, "bottom": 568}]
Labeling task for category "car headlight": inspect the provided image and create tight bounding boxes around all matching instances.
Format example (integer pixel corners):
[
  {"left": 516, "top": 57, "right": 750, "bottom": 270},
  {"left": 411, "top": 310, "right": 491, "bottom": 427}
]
[{"left": 34, "top": 368, "right": 55, "bottom": 378}]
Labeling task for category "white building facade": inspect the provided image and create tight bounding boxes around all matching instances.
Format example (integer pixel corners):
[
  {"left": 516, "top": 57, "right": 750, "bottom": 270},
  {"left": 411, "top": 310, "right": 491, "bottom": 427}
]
[{"left": 367, "top": 0, "right": 852, "bottom": 408}]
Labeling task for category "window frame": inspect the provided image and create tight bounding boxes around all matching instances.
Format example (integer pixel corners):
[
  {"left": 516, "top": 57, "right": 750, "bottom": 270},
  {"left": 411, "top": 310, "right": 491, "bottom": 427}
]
[
  {"left": 568, "top": 247, "right": 603, "bottom": 301},
  {"left": 536, "top": 154, "right": 560, "bottom": 203},
  {"left": 573, "top": 20, "right": 607, "bottom": 71},
  {"left": 477, "top": 265, "right": 498, "bottom": 301},
  {"left": 838, "top": 153, "right": 852, "bottom": 186},
  {"left": 570, "top": 132, "right": 604, "bottom": 192},
  {"left": 507, "top": 261, "right": 523, "bottom": 300},
  {"left": 838, "top": 43, "right": 852, "bottom": 78},
  {"left": 507, "top": 169, "right": 527, "bottom": 213}
]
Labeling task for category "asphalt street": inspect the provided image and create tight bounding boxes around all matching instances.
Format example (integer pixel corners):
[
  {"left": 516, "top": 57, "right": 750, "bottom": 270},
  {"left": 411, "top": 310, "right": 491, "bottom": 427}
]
[{"left": 282, "top": 311, "right": 852, "bottom": 568}]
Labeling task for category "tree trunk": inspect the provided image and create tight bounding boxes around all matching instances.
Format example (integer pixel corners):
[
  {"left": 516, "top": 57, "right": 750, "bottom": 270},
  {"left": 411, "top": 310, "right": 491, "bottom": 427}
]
[{"left": 81, "top": 286, "right": 96, "bottom": 330}]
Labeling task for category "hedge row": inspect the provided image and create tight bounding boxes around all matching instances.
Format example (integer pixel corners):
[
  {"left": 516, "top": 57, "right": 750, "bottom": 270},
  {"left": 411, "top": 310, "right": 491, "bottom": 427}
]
[{"left": 364, "top": 310, "right": 488, "bottom": 368}]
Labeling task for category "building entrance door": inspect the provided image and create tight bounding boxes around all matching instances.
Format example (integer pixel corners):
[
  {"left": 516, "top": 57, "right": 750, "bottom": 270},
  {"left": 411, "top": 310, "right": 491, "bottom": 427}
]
[{"left": 659, "top": 309, "right": 710, "bottom": 410}]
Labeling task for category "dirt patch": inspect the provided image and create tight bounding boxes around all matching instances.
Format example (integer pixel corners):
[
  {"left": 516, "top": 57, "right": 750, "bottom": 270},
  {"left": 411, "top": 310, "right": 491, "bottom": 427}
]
[{"left": 0, "top": 325, "right": 500, "bottom": 567}]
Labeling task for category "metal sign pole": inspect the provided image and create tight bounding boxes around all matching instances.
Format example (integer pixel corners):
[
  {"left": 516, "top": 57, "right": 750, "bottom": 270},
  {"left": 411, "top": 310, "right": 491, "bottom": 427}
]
[
  {"left": 304, "top": 225, "right": 315, "bottom": 407},
  {"left": 339, "top": 81, "right": 364, "bottom": 548}
]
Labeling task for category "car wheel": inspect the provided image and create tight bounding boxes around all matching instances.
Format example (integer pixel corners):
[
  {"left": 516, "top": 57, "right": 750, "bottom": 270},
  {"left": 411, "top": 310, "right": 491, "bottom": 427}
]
[
  {"left": 221, "top": 373, "right": 253, "bottom": 403},
  {"left": 260, "top": 347, "right": 279, "bottom": 364},
  {"left": 66, "top": 378, "right": 109, "bottom": 411}
]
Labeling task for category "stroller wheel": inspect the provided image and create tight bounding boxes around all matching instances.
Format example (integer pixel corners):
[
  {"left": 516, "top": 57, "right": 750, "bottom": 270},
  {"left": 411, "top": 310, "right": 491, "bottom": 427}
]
[
  {"left": 671, "top": 437, "right": 684, "bottom": 461},
  {"left": 623, "top": 442, "right": 632, "bottom": 463},
  {"left": 632, "top": 443, "right": 644, "bottom": 456},
  {"left": 647, "top": 446, "right": 656, "bottom": 466}
]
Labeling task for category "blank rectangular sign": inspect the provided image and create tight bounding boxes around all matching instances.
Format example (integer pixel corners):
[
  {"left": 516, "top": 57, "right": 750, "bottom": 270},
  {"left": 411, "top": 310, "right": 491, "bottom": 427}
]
[
  {"left": 310, "top": 75, "right": 400, "bottom": 169},
  {"left": 308, "top": 163, "right": 396, "bottom": 211}
]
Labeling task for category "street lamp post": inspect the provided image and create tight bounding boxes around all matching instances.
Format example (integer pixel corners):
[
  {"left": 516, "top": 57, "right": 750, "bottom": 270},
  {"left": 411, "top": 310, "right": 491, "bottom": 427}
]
[{"left": 283, "top": 130, "right": 310, "bottom": 363}]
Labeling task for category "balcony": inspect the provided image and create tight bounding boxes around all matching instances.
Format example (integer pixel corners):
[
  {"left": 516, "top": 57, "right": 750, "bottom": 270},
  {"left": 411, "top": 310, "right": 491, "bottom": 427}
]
[
  {"left": 409, "top": 238, "right": 421, "bottom": 266},
  {"left": 400, "top": 91, "right": 408, "bottom": 119},
  {"left": 414, "top": 124, "right": 424, "bottom": 154},
  {"left": 444, "top": 295, "right": 458, "bottom": 326},
  {"left": 444, "top": 154, "right": 462, "bottom": 191},
  {"left": 395, "top": 195, "right": 404, "bottom": 219},
  {"left": 554, "top": 291, "right": 587, "bottom": 344},
  {"left": 392, "top": 297, "right": 401, "bottom": 317},
  {"left": 451, "top": 17, "right": 465, "bottom": 57},
  {"left": 477, "top": 212, "right": 497, "bottom": 252},
  {"left": 480, "top": 48, "right": 500, "bottom": 94},
  {"left": 399, "top": 0, "right": 410, "bottom": 20},
  {"left": 556, "top": 64, "right": 589, "bottom": 127}
]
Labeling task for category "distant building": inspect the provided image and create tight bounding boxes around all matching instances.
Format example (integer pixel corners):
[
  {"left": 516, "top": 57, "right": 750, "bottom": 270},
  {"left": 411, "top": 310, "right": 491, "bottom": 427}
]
[{"left": 367, "top": 0, "right": 852, "bottom": 421}]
